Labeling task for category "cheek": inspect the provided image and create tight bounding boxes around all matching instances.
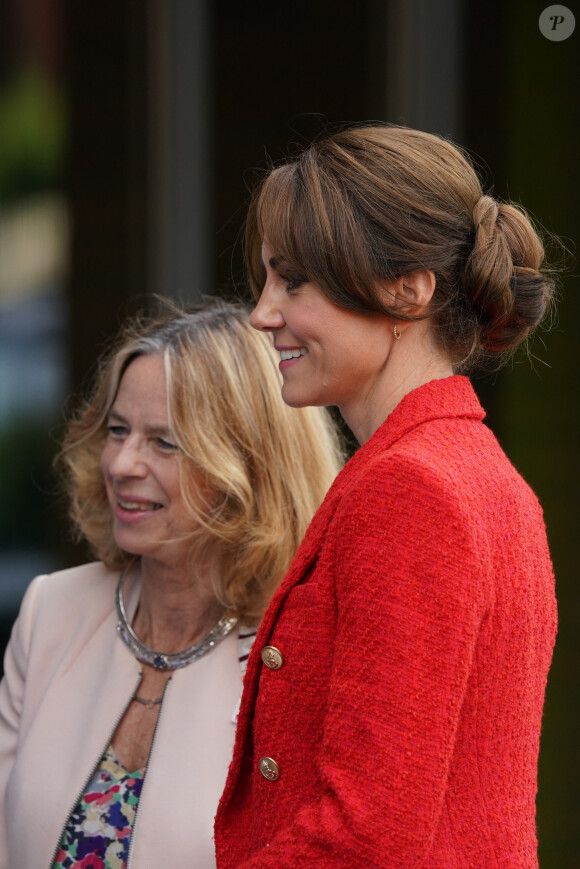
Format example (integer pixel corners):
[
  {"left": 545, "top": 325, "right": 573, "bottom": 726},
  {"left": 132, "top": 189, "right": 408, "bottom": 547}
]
[
  {"left": 164, "top": 465, "right": 185, "bottom": 503},
  {"left": 99, "top": 444, "right": 115, "bottom": 491},
  {"left": 99, "top": 445, "right": 110, "bottom": 479}
]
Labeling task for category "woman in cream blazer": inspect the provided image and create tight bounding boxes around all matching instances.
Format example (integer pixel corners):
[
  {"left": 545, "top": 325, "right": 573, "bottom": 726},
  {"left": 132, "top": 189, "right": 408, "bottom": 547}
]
[{"left": 0, "top": 300, "right": 343, "bottom": 869}]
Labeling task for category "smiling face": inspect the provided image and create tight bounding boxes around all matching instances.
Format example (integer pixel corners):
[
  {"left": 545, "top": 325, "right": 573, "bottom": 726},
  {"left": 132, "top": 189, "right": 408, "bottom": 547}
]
[
  {"left": 250, "top": 241, "right": 397, "bottom": 424},
  {"left": 100, "top": 352, "right": 191, "bottom": 569}
]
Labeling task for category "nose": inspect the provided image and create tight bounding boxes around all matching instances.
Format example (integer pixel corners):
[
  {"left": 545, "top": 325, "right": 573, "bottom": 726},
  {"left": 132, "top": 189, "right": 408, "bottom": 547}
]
[
  {"left": 250, "top": 282, "right": 286, "bottom": 332},
  {"left": 107, "top": 436, "right": 148, "bottom": 479}
]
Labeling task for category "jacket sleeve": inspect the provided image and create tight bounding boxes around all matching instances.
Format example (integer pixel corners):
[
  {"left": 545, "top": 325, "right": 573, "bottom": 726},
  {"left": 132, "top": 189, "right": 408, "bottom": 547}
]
[
  {"left": 0, "top": 575, "right": 46, "bottom": 862},
  {"left": 229, "top": 454, "right": 491, "bottom": 867}
]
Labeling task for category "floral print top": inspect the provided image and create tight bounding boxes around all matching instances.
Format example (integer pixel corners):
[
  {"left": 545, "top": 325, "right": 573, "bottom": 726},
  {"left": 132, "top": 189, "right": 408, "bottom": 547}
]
[{"left": 52, "top": 745, "right": 144, "bottom": 869}]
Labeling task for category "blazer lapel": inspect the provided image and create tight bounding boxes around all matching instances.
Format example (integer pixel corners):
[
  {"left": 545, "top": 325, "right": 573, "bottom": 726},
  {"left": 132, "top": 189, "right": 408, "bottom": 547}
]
[{"left": 219, "top": 472, "right": 348, "bottom": 803}]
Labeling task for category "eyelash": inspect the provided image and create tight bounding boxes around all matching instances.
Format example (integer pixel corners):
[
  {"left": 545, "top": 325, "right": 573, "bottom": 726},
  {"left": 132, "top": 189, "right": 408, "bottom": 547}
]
[
  {"left": 156, "top": 438, "right": 178, "bottom": 452},
  {"left": 106, "top": 426, "right": 178, "bottom": 452},
  {"left": 107, "top": 424, "right": 127, "bottom": 438},
  {"left": 281, "top": 273, "right": 305, "bottom": 292}
]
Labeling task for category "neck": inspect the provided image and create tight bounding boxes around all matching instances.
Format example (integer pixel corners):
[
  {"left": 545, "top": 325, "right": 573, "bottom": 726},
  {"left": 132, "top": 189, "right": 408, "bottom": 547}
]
[
  {"left": 341, "top": 324, "right": 454, "bottom": 445},
  {"left": 133, "top": 558, "right": 224, "bottom": 653}
]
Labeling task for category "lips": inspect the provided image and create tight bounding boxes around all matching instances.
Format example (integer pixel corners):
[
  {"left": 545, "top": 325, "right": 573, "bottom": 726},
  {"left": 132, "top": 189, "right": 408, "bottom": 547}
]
[{"left": 116, "top": 497, "right": 162, "bottom": 512}]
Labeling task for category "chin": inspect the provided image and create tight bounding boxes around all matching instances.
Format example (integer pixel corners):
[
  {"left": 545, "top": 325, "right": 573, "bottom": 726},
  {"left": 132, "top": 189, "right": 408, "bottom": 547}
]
[
  {"left": 282, "top": 395, "right": 307, "bottom": 409},
  {"left": 282, "top": 389, "right": 328, "bottom": 410},
  {"left": 282, "top": 388, "right": 311, "bottom": 408}
]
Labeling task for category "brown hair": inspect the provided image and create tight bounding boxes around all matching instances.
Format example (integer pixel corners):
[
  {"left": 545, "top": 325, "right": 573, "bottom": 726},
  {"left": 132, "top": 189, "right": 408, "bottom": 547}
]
[
  {"left": 246, "top": 125, "right": 555, "bottom": 369},
  {"left": 57, "top": 298, "right": 344, "bottom": 623}
]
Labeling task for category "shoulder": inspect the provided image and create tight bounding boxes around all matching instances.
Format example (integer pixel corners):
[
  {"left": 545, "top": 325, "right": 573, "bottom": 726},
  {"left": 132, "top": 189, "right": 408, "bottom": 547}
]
[
  {"left": 342, "top": 410, "right": 523, "bottom": 516},
  {"left": 31, "top": 560, "right": 114, "bottom": 590},
  {"left": 15, "top": 562, "right": 118, "bottom": 645},
  {"left": 329, "top": 412, "right": 543, "bottom": 572},
  {"left": 339, "top": 433, "right": 467, "bottom": 517},
  {"left": 329, "top": 419, "right": 502, "bottom": 567},
  {"left": 3, "top": 562, "right": 119, "bottom": 696},
  {"left": 22, "top": 561, "right": 115, "bottom": 609}
]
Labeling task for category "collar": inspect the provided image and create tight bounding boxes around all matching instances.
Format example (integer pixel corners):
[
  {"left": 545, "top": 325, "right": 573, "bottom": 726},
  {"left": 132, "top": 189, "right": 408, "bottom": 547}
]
[{"left": 352, "top": 374, "right": 485, "bottom": 467}]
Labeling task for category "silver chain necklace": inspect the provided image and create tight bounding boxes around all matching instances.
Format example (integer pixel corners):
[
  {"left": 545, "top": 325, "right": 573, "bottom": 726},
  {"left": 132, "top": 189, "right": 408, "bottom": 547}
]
[{"left": 115, "top": 570, "right": 238, "bottom": 671}]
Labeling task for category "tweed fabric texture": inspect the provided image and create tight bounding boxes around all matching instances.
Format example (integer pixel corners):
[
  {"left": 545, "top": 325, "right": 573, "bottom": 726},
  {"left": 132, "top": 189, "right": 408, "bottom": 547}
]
[{"left": 214, "top": 376, "right": 556, "bottom": 868}]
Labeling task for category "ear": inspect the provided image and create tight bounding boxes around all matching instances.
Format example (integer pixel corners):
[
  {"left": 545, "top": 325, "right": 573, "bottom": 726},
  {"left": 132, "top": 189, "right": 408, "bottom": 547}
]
[{"left": 378, "top": 269, "right": 436, "bottom": 315}]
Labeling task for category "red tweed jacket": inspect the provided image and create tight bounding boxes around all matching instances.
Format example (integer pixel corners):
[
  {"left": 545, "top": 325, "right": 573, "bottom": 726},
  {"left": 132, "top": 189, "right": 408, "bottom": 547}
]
[{"left": 215, "top": 376, "right": 556, "bottom": 868}]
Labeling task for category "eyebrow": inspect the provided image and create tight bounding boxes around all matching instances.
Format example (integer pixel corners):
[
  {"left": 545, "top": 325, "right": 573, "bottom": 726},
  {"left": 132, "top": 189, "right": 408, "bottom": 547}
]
[
  {"left": 268, "top": 256, "right": 300, "bottom": 273},
  {"left": 263, "top": 255, "right": 281, "bottom": 270}
]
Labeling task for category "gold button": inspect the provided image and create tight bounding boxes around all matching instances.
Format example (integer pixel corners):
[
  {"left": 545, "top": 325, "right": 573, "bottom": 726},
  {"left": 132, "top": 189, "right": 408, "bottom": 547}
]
[
  {"left": 261, "top": 645, "right": 283, "bottom": 670},
  {"left": 259, "top": 757, "right": 280, "bottom": 781}
]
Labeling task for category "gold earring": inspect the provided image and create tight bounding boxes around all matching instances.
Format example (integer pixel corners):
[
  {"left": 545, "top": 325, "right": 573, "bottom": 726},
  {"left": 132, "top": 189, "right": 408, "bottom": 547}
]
[{"left": 393, "top": 324, "right": 401, "bottom": 340}]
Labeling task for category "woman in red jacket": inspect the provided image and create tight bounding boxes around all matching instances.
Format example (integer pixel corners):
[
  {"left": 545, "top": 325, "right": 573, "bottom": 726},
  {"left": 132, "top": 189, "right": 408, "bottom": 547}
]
[{"left": 215, "top": 125, "right": 557, "bottom": 867}]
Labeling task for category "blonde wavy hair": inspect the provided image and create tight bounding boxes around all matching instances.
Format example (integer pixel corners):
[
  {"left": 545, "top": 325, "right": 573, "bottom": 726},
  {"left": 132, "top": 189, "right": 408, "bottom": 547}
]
[{"left": 58, "top": 298, "right": 344, "bottom": 623}]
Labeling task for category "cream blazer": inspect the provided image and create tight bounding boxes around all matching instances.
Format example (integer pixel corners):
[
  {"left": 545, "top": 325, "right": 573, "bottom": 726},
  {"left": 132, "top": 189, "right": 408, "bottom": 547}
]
[{"left": 0, "top": 562, "right": 246, "bottom": 869}]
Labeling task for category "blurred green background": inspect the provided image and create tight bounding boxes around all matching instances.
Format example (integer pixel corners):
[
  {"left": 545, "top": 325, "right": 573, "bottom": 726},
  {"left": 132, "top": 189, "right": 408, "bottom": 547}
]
[{"left": 0, "top": 2, "right": 577, "bottom": 863}]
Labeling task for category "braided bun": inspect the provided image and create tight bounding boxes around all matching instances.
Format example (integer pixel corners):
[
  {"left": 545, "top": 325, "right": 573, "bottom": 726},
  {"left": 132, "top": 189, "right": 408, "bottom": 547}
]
[{"left": 463, "top": 196, "right": 554, "bottom": 352}]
